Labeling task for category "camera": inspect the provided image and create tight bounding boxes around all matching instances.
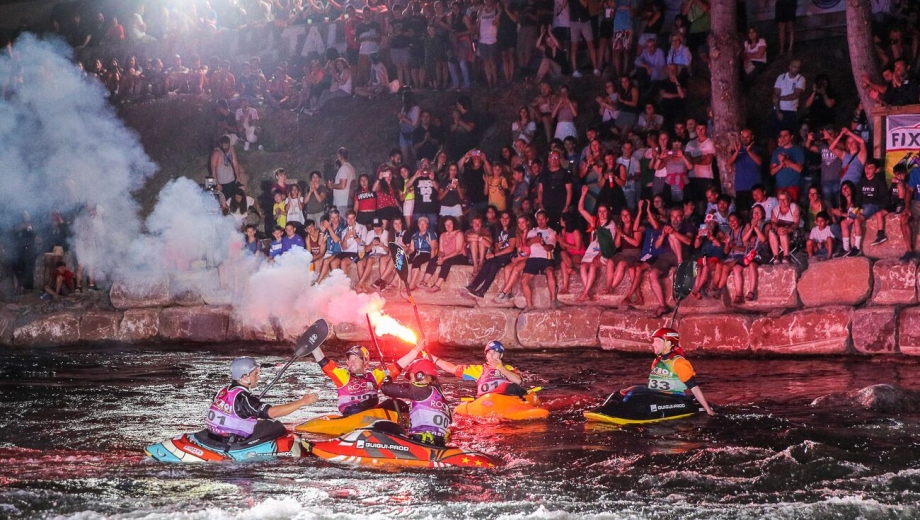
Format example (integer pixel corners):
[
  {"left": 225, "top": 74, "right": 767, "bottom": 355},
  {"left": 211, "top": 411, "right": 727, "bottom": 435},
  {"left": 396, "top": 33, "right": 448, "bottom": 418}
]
[
  {"left": 204, "top": 176, "right": 217, "bottom": 191},
  {"left": 471, "top": 150, "right": 481, "bottom": 157}
]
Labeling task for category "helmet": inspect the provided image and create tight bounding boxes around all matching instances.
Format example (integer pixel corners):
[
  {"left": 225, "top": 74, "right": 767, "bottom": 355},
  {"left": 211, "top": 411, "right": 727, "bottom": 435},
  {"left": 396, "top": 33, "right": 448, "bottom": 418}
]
[
  {"left": 484, "top": 340, "right": 505, "bottom": 355},
  {"left": 230, "top": 357, "right": 259, "bottom": 380},
  {"left": 345, "top": 345, "right": 370, "bottom": 362},
  {"left": 652, "top": 327, "right": 680, "bottom": 344},
  {"left": 405, "top": 358, "right": 438, "bottom": 382}
]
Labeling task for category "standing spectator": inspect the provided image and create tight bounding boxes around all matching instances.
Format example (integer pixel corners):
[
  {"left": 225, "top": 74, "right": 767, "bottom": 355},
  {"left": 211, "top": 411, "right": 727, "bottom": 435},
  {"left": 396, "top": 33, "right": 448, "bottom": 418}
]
[
  {"left": 770, "top": 129, "right": 804, "bottom": 202},
  {"left": 354, "top": 174, "right": 378, "bottom": 227},
  {"left": 774, "top": 0, "right": 796, "bottom": 55},
  {"left": 477, "top": 0, "right": 500, "bottom": 88},
  {"left": 330, "top": 146, "right": 356, "bottom": 215},
  {"left": 412, "top": 164, "right": 441, "bottom": 225},
  {"left": 615, "top": 75, "right": 641, "bottom": 133},
  {"left": 512, "top": 106, "right": 537, "bottom": 144},
  {"left": 397, "top": 90, "right": 421, "bottom": 162},
  {"left": 210, "top": 135, "right": 245, "bottom": 198},
  {"left": 770, "top": 60, "right": 805, "bottom": 137},
  {"left": 73, "top": 204, "right": 104, "bottom": 291},
  {"left": 804, "top": 74, "right": 837, "bottom": 130},
  {"left": 106, "top": 16, "right": 125, "bottom": 44},
  {"left": 67, "top": 13, "right": 92, "bottom": 50},
  {"left": 537, "top": 150, "right": 575, "bottom": 227},
  {"left": 304, "top": 172, "right": 329, "bottom": 224},
  {"left": 496, "top": 0, "right": 519, "bottom": 84},
  {"left": 729, "top": 129, "right": 763, "bottom": 210},
  {"left": 806, "top": 126, "right": 843, "bottom": 206},
  {"left": 684, "top": 124, "right": 715, "bottom": 203},
  {"left": 128, "top": 5, "right": 156, "bottom": 43},
  {"left": 412, "top": 110, "right": 442, "bottom": 163},
  {"left": 355, "top": 10, "right": 382, "bottom": 88},
  {"left": 438, "top": 163, "right": 466, "bottom": 219},
  {"left": 828, "top": 126, "right": 867, "bottom": 186},
  {"left": 681, "top": 0, "right": 710, "bottom": 57},
  {"left": 552, "top": 84, "right": 578, "bottom": 140},
  {"left": 521, "top": 210, "right": 560, "bottom": 309},
  {"left": 487, "top": 162, "right": 511, "bottom": 211},
  {"left": 568, "top": 0, "right": 600, "bottom": 76},
  {"left": 516, "top": 0, "right": 540, "bottom": 75},
  {"left": 610, "top": 0, "right": 635, "bottom": 77},
  {"left": 373, "top": 166, "right": 403, "bottom": 226},
  {"left": 459, "top": 149, "right": 490, "bottom": 215},
  {"left": 448, "top": 0, "right": 474, "bottom": 91}
]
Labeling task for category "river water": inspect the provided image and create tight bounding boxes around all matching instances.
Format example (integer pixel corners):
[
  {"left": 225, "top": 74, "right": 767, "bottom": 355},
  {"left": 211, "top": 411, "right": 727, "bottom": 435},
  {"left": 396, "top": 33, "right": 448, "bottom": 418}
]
[{"left": 1, "top": 343, "right": 919, "bottom": 519}]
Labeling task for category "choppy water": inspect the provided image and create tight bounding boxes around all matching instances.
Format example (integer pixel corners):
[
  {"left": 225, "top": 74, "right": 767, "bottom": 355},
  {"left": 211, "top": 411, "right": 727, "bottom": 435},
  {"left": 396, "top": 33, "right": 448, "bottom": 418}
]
[{"left": 1, "top": 344, "right": 920, "bottom": 519}]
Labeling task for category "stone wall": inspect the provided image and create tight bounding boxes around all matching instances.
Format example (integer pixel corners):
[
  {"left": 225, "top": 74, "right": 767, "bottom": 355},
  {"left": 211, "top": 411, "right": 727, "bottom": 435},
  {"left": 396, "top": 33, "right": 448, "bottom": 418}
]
[{"left": 6, "top": 250, "right": 920, "bottom": 356}]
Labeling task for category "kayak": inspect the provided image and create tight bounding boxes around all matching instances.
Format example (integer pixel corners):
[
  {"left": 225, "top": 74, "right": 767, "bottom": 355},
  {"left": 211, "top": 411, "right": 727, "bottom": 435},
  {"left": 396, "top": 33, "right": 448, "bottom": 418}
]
[
  {"left": 145, "top": 429, "right": 297, "bottom": 463},
  {"left": 455, "top": 391, "right": 549, "bottom": 421},
  {"left": 583, "top": 385, "right": 705, "bottom": 425},
  {"left": 294, "top": 401, "right": 407, "bottom": 436},
  {"left": 303, "top": 421, "right": 501, "bottom": 469}
]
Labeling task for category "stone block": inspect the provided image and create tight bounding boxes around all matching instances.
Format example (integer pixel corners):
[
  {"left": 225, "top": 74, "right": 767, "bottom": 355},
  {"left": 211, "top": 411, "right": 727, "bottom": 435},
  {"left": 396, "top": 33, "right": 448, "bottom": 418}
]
[
  {"left": 897, "top": 307, "right": 920, "bottom": 356},
  {"left": 438, "top": 307, "right": 520, "bottom": 348},
  {"left": 516, "top": 307, "right": 602, "bottom": 348},
  {"left": 80, "top": 311, "right": 122, "bottom": 342},
  {"left": 109, "top": 276, "right": 171, "bottom": 310},
  {"left": 727, "top": 264, "right": 799, "bottom": 311},
  {"left": 169, "top": 269, "right": 222, "bottom": 306},
  {"left": 864, "top": 213, "right": 911, "bottom": 259},
  {"left": 851, "top": 307, "right": 897, "bottom": 355},
  {"left": 13, "top": 311, "right": 82, "bottom": 347},
  {"left": 227, "top": 314, "right": 280, "bottom": 342},
  {"left": 159, "top": 306, "right": 230, "bottom": 342},
  {"left": 598, "top": 310, "right": 671, "bottom": 352},
  {"left": 797, "top": 257, "right": 871, "bottom": 307},
  {"left": 750, "top": 307, "right": 851, "bottom": 354},
  {"left": 118, "top": 308, "right": 160, "bottom": 342},
  {"left": 678, "top": 314, "right": 753, "bottom": 353},
  {"left": 871, "top": 259, "right": 917, "bottom": 305}
]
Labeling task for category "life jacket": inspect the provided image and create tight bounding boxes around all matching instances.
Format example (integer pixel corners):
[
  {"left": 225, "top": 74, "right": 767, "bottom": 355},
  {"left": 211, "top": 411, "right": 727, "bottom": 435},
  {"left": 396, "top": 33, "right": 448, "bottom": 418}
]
[
  {"left": 648, "top": 351, "right": 688, "bottom": 394},
  {"left": 337, "top": 372, "right": 381, "bottom": 415},
  {"left": 476, "top": 366, "right": 514, "bottom": 397},
  {"left": 408, "top": 384, "right": 451, "bottom": 438},
  {"left": 206, "top": 386, "right": 258, "bottom": 437}
]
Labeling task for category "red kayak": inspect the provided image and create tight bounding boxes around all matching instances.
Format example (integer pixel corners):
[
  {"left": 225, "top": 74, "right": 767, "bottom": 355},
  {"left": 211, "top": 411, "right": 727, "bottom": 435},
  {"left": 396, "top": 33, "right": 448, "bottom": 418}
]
[{"left": 302, "top": 421, "right": 501, "bottom": 469}]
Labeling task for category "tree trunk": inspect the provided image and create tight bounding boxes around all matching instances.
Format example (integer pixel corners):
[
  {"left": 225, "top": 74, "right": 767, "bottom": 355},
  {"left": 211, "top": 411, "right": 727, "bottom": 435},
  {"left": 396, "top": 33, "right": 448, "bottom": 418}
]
[
  {"left": 708, "top": 0, "right": 743, "bottom": 196},
  {"left": 846, "top": 0, "right": 882, "bottom": 127}
]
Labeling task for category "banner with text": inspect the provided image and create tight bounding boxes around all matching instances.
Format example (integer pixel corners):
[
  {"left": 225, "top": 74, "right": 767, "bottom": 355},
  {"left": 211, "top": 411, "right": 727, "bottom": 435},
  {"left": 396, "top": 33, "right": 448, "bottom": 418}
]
[{"left": 886, "top": 114, "right": 920, "bottom": 179}]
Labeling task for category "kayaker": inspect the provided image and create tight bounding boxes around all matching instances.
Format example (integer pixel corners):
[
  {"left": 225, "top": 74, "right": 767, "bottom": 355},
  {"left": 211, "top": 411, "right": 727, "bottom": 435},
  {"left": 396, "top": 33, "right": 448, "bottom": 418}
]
[
  {"left": 646, "top": 328, "right": 715, "bottom": 415},
  {"left": 312, "top": 343, "right": 422, "bottom": 416},
  {"left": 431, "top": 341, "right": 526, "bottom": 397},
  {"left": 380, "top": 358, "right": 452, "bottom": 446},
  {"left": 206, "top": 357, "right": 318, "bottom": 442}
]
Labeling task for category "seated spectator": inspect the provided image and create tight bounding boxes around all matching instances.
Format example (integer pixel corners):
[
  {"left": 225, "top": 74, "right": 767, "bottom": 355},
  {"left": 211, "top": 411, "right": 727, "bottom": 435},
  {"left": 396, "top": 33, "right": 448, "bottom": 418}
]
[
  {"left": 166, "top": 55, "right": 190, "bottom": 93},
  {"left": 665, "top": 33, "right": 692, "bottom": 81},
  {"left": 535, "top": 25, "right": 567, "bottom": 83},
  {"left": 106, "top": 16, "right": 125, "bottom": 44},
  {"left": 607, "top": 206, "right": 644, "bottom": 298},
  {"left": 120, "top": 56, "right": 145, "bottom": 100},
  {"left": 42, "top": 261, "right": 75, "bottom": 301},
  {"left": 354, "top": 53, "right": 390, "bottom": 99},
  {"left": 235, "top": 97, "right": 261, "bottom": 151},
  {"left": 742, "top": 27, "right": 766, "bottom": 87},
  {"left": 803, "top": 184, "right": 829, "bottom": 230},
  {"left": 308, "top": 58, "right": 352, "bottom": 115},
  {"left": 574, "top": 187, "right": 617, "bottom": 302},
  {"left": 830, "top": 181, "right": 863, "bottom": 257},
  {"left": 377, "top": 217, "right": 410, "bottom": 289},
  {"left": 417, "top": 216, "right": 467, "bottom": 292},
  {"left": 863, "top": 59, "right": 919, "bottom": 107},
  {"left": 304, "top": 219, "right": 327, "bottom": 272},
  {"left": 739, "top": 205, "right": 769, "bottom": 301},
  {"left": 521, "top": 210, "right": 559, "bottom": 309},
  {"left": 649, "top": 206, "right": 693, "bottom": 317},
  {"left": 751, "top": 184, "right": 778, "bottom": 222},
  {"left": 242, "top": 224, "right": 263, "bottom": 256},
  {"left": 768, "top": 189, "right": 803, "bottom": 263},
  {"left": 723, "top": 212, "right": 747, "bottom": 304},
  {"left": 689, "top": 214, "right": 727, "bottom": 299},
  {"left": 806, "top": 211, "right": 835, "bottom": 262},
  {"left": 615, "top": 75, "right": 641, "bottom": 133},
  {"left": 407, "top": 216, "right": 439, "bottom": 290},
  {"left": 266, "top": 66, "right": 294, "bottom": 107},
  {"left": 466, "top": 211, "right": 517, "bottom": 298},
  {"left": 637, "top": 103, "right": 664, "bottom": 133},
  {"left": 558, "top": 213, "right": 585, "bottom": 295},
  {"left": 634, "top": 37, "right": 667, "bottom": 88},
  {"left": 281, "top": 222, "right": 306, "bottom": 254},
  {"left": 212, "top": 60, "right": 237, "bottom": 101},
  {"left": 228, "top": 189, "right": 263, "bottom": 232},
  {"left": 268, "top": 225, "right": 285, "bottom": 259},
  {"left": 494, "top": 214, "right": 533, "bottom": 301},
  {"left": 530, "top": 80, "right": 558, "bottom": 143},
  {"left": 858, "top": 159, "right": 890, "bottom": 246},
  {"left": 356, "top": 218, "right": 390, "bottom": 293},
  {"left": 336, "top": 210, "right": 367, "bottom": 277}
]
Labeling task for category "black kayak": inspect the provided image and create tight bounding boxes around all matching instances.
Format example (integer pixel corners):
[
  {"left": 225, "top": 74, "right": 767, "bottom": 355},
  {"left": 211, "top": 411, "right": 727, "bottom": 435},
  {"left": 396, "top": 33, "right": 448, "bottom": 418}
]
[{"left": 583, "top": 385, "right": 706, "bottom": 425}]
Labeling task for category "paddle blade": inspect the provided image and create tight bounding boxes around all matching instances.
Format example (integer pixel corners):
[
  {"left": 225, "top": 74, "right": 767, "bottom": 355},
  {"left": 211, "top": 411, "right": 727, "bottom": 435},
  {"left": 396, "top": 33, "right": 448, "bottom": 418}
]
[
  {"left": 389, "top": 242, "right": 410, "bottom": 282},
  {"left": 673, "top": 260, "right": 698, "bottom": 302},
  {"left": 294, "top": 319, "right": 330, "bottom": 357}
]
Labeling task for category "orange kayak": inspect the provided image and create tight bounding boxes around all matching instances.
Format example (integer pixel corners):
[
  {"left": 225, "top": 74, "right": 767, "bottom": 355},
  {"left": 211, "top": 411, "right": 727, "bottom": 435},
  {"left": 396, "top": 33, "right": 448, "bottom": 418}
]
[
  {"left": 454, "top": 391, "right": 550, "bottom": 421},
  {"left": 295, "top": 407, "right": 401, "bottom": 436}
]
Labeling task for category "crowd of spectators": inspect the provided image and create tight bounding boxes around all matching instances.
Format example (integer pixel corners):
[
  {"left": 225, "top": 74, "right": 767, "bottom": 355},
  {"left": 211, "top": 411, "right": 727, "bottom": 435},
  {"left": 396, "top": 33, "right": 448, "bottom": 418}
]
[{"left": 7, "top": 0, "right": 920, "bottom": 314}]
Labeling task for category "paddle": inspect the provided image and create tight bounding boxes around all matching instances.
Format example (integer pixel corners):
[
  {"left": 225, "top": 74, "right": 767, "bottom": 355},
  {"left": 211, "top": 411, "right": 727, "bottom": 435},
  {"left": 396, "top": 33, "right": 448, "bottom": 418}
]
[
  {"left": 388, "top": 241, "right": 426, "bottom": 339},
  {"left": 669, "top": 260, "right": 698, "bottom": 327},
  {"left": 258, "top": 319, "right": 330, "bottom": 399},
  {"left": 365, "top": 313, "right": 388, "bottom": 374}
]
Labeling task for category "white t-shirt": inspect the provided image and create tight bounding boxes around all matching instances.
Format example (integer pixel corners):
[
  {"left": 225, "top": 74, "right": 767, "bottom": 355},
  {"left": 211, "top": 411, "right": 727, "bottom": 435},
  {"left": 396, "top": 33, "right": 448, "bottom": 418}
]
[
  {"left": 526, "top": 226, "right": 557, "bottom": 259},
  {"left": 333, "top": 162, "right": 356, "bottom": 207},
  {"left": 340, "top": 223, "right": 368, "bottom": 253},
  {"left": 809, "top": 225, "right": 834, "bottom": 243},
  {"left": 478, "top": 7, "right": 499, "bottom": 45},
  {"left": 753, "top": 197, "right": 779, "bottom": 222},
  {"left": 553, "top": 0, "right": 570, "bottom": 28},
  {"left": 364, "top": 229, "right": 390, "bottom": 256},
  {"left": 774, "top": 72, "right": 806, "bottom": 111},
  {"left": 685, "top": 137, "right": 715, "bottom": 179},
  {"left": 236, "top": 107, "right": 260, "bottom": 127}
]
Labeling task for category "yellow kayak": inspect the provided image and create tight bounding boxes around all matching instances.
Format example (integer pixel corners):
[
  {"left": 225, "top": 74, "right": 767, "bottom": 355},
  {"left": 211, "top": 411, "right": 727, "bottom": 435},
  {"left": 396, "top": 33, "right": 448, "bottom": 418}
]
[
  {"left": 295, "top": 407, "right": 401, "bottom": 436},
  {"left": 454, "top": 391, "right": 550, "bottom": 421}
]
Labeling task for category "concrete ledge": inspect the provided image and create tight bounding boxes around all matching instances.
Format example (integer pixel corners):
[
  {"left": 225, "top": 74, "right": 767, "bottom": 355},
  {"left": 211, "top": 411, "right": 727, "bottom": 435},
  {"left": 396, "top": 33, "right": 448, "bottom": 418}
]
[{"left": 750, "top": 307, "right": 851, "bottom": 355}]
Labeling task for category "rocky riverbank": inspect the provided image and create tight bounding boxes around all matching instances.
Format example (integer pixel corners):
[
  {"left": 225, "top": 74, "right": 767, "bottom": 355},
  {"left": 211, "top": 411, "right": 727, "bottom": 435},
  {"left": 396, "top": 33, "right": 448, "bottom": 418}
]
[{"left": 2, "top": 213, "right": 920, "bottom": 355}]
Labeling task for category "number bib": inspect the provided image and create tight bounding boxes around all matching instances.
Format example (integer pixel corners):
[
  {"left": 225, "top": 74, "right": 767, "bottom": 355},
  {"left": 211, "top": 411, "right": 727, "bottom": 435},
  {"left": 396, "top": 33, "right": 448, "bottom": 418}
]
[
  {"left": 476, "top": 367, "right": 513, "bottom": 397},
  {"left": 206, "top": 386, "right": 258, "bottom": 437},
  {"left": 648, "top": 356, "right": 688, "bottom": 394},
  {"left": 409, "top": 386, "right": 452, "bottom": 438}
]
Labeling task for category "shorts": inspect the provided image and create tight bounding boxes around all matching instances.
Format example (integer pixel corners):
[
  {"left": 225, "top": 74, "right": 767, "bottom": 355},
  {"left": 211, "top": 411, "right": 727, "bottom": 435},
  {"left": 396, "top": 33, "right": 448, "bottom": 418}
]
[
  {"left": 612, "top": 248, "right": 641, "bottom": 267},
  {"left": 335, "top": 252, "right": 359, "bottom": 262},
  {"left": 612, "top": 29, "right": 633, "bottom": 50},
  {"left": 775, "top": 0, "right": 798, "bottom": 23},
  {"left": 598, "top": 19, "right": 613, "bottom": 40},
  {"left": 478, "top": 42, "right": 498, "bottom": 60},
  {"left": 357, "top": 211, "right": 376, "bottom": 226},
  {"left": 862, "top": 203, "right": 883, "bottom": 219},
  {"left": 570, "top": 20, "right": 594, "bottom": 43},
  {"left": 523, "top": 257, "right": 554, "bottom": 275},
  {"left": 651, "top": 251, "right": 678, "bottom": 273},
  {"left": 390, "top": 47, "right": 410, "bottom": 67}
]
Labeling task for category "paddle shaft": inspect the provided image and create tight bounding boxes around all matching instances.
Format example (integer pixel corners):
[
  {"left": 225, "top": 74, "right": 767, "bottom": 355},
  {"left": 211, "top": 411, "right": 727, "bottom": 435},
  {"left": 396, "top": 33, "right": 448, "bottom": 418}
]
[{"left": 258, "top": 356, "right": 296, "bottom": 399}]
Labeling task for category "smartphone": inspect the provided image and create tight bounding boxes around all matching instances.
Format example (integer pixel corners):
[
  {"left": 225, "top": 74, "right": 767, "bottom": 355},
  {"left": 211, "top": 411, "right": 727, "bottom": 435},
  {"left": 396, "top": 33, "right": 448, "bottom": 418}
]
[{"left": 471, "top": 150, "right": 481, "bottom": 157}]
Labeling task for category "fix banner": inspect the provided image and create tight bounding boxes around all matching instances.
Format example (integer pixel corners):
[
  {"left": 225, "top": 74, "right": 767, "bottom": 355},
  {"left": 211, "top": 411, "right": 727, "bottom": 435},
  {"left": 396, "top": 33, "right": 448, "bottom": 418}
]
[{"left": 885, "top": 114, "right": 920, "bottom": 180}]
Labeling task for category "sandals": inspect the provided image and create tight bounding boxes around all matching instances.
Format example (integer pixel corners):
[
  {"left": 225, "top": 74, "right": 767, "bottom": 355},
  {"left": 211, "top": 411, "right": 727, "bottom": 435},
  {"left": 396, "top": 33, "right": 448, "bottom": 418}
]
[
  {"left": 745, "top": 291, "right": 756, "bottom": 301},
  {"left": 733, "top": 294, "right": 744, "bottom": 305},
  {"left": 428, "top": 285, "right": 440, "bottom": 293},
  {"left": 419, "top": 281, "right": 429, "bottom": 288}
]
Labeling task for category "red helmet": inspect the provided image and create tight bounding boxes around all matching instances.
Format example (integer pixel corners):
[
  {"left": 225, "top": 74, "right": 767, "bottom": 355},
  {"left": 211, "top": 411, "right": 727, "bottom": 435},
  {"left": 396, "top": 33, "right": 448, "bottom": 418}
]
[
  {"left": 652, "top": 327, "right": 680, "bottom": 344},
  {"left": 405, "top": 358, "right": 438, "bottom": 382}
]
